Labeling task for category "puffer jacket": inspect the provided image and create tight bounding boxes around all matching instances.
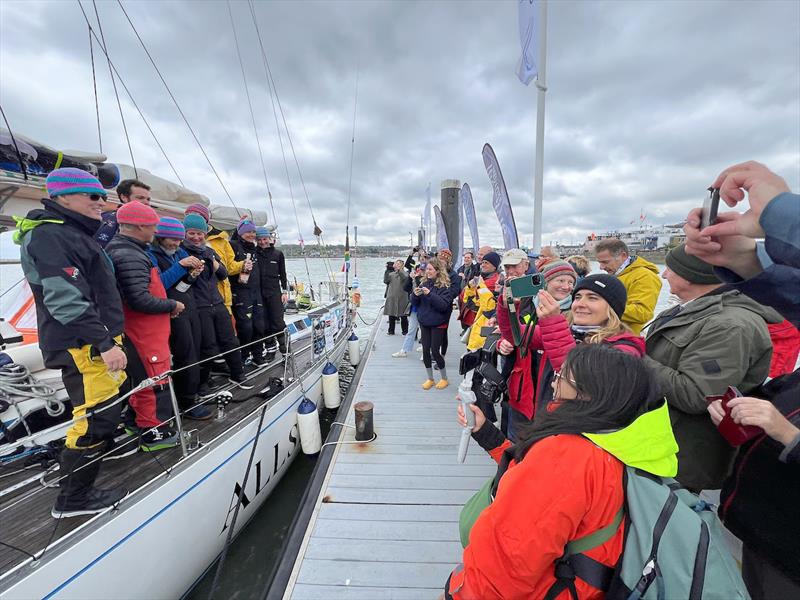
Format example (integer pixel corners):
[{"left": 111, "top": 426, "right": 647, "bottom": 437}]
[
  {"left": 446, "top": 401, "right": 678, "bottom": 600},
  {"left": 644, "top": 288, "right": 782, "bottom": 491},
  {"left": 465, "top": 271, "right": 500, "bottom": 351},
  {"left": 616, "top": 256, "right": 662, "bottom": 335},
  {"left": 15, "top": 199, "right": 124, "bottom": 353},
  {"left": 409, "top": 279, "right": 451, "bottom": 327},
  {"left": 497, "top": 302, "right": 645, "bottom": 419},
  {"left": 182, "top": 242, "right": 228, "bottom": 308},
  {"left": 207, "top": 229, "right": 243, "bottom": 313},
  {"left": 106, "top": 235, "right": 176, "bottom": 314}
]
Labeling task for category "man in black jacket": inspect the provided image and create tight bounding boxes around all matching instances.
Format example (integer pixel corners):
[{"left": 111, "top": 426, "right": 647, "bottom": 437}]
[
  {"left": 256, "top": 226, "right": 288, "bottom": 355},
  {"left": 106, "top": 201, "right": 183, "bottom": 452},
  {"left": 17, "top": 167, "right": 128, "bottom": 518}
]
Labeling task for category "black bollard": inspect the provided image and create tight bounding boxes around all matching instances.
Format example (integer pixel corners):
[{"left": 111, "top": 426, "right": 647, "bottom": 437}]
[{"left": 354, "top": 401, "right": 374, "bottom": 441}]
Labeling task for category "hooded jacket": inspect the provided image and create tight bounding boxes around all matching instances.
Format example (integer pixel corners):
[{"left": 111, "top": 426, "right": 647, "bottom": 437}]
[
  {"left": 206, "top": 229, "right": 243, "bottom": 313},
  {"left": 644, "top": 288, "right": 781, "bottom": 491},
  {"left": 497, "top": 303, "right": 645, "bottom": 419},
  {"left": 15, "top": 199, "right": 124, "bottom": 353},
  {"left": 465, "top": 271, "right": 500, "bottom": 351},
  {"left": 616, "top": 256, "right": 662, "bottom": 335},
  {"left": 447, "top": 402, "right": 678, "bottom": 600}
]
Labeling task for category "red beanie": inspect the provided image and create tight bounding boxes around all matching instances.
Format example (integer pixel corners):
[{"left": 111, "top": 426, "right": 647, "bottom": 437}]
[{"left": 117, "top": 201, "right": 159, "bottom": 226}]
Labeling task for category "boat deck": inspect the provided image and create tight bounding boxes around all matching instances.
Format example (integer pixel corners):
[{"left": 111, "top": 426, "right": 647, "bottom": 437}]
[{"left": 283, "top": 317, "right": 496, "bottom": 599}]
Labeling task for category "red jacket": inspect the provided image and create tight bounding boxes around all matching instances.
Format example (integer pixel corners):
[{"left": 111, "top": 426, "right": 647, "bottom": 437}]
[
  {"left": 497, "top": 300, "right": 645, "bottom": 419},
  {"left": 448, "top": 435, "right": 625, "bottom": 599}
]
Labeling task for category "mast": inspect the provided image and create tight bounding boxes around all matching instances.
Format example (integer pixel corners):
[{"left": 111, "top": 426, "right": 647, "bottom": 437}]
[{"left": 532, "top": 0, "right": 548, "bottom": 253}]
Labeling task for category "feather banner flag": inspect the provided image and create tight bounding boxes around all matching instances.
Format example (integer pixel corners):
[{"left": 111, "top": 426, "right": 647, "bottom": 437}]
[
  {"left": 460, "top": 183, "right": 479, "bottom": 254},
  {"left": 434, "top": 205, "right": 449, "bottom": 251},
  {"left": 482, "top": 143, "right": 519, "bottom": 250},
  {"left": 516, "top": 0, "right": 538, "bottom": 85}
]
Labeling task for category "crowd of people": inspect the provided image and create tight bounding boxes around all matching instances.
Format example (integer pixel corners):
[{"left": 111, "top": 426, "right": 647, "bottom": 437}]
[
  {"left": 379, "top": 161, "right": 800, "bottom": 599},
  {"left": 17, "top": 167, "right": 289, "bottom": 518}
]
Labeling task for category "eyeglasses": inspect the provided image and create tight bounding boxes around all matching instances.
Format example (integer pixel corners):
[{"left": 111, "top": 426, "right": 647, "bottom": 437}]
[{"left": 553, "top": 371, "right": 577, "bottom": 387}]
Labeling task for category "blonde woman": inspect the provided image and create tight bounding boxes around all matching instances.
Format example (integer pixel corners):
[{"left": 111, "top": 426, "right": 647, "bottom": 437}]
[
  {"left": 496, "top": 274, "right": 645, "bottom": 439},
  {"left": 410, "top": 259, "right": 453, "bottom": 389}
]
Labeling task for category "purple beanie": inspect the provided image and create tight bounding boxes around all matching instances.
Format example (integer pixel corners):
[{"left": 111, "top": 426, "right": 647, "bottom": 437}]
[
  {"left": 155, "top": 216, "right": 186, "bottom": 239},
  {"left": 184, "top": 203, "right": 211, "bottom": 223},
  {"left": 46, "top": 167, "right": 107, "bottom": 198},
  {"left": 237, "top": 220, "right": 256, "bottom": 236}
]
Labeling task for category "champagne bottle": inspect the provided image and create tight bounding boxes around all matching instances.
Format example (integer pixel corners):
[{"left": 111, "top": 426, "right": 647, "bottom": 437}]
[{"left": 238, "top": 253, "right": 252, "bottom": 284}]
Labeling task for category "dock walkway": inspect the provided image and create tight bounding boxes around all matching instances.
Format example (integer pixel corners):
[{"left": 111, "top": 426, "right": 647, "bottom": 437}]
[{"left": 284, "top": 318, "right": 496, "bottom": 599}]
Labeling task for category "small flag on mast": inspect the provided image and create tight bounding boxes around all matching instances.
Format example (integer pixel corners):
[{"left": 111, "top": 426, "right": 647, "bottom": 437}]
[{"left": 516, "top": 0, "right": 538, "bottom": 85}]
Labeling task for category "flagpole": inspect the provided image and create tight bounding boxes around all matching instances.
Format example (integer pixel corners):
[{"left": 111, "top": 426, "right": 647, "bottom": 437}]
[{"left": 532, "top": 0, "right": 548, "bottom": 253}]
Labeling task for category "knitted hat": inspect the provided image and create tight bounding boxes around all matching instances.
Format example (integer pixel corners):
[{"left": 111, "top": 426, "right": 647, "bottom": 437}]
[
  {"left": 255, "top": 226, "right": 271, "bottom": 238},
  {"left": 46, "top": 167, "right": 107, "bottom": 198},
  {"left": 572, "top": 273, "right": 627, "bottom": 318},
  {"left": 116, "top": 201, "right": 159, "bottom": 226},
  {"left": 438, "top": 248, "right": 453, "bottom": 257},
  {"left": 155, "top": 216, "right": 186, "bottom": 239},
  {"left": 541, "top": 259, "right": 578, "bottom": 284},
  {"left": 237, "top": 220, "right": 257, "bottom": 236},
  {"left": 184, "top": 203, "right": 211, "bottom": 223},
  {"left": 665, "top": 243, "right": 720, "bottom": 285},
  {"left": 481, "top": 251, "right": 501, "bottom": 270},
  {"left": 183, "top": 213, "right": 209, "bottom": 233}
]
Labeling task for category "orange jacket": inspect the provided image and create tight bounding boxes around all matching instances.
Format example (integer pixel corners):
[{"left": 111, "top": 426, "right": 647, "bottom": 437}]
[{"left": 448, "top": 435, "right": 624, "bottom": 600}]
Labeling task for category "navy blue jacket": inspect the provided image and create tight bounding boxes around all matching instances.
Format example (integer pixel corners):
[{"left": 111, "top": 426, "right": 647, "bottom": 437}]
[
  {"left": 716, "top": 192, "right": 800, "bottom": 327},
  {"left": 410, "top": 280, "right": 452, "bottom": 327},
  {"left": 94, "top": 210, "right": 118, "bottom": 248}
]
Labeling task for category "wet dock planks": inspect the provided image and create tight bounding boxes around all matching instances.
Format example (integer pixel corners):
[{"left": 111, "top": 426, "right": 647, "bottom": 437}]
[{"left": 284, "top": 317, "right": 496, "bottom": 599}]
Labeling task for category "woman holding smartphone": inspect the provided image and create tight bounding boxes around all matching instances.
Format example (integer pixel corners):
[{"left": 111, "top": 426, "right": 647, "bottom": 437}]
[{"left": 410, "top": 258, "right": 453, "bottom": 390}]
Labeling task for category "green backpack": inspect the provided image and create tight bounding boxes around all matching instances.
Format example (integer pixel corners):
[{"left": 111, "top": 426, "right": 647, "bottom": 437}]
[{"left": 459, "top": 466, "right": 750, "bottom": 599}]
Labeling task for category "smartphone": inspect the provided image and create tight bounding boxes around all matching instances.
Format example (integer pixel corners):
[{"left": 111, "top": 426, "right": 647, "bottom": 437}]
[
  {"left": 509, "top": 274, "right": 545, "bottom": 299},
  {"left": 700, "top": 187, "right": 721, "bottom": 229},
  {"left": 705, "top": 386, "right": 763, "bottom": 446}
]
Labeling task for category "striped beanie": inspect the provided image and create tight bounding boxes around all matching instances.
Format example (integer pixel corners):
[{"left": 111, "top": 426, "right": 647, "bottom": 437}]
[
  {"left": 237, "top": 220, "right": 256, "bottom": 236},
  {"left": 540, "top": 259, "right": 578, "bottom": 284},
  {"left": 255, "top": 226, "right": 271, "bottom": 238},
  {"left": 155, "top": 216, "right": 186, "bottom": 239},
  {"left": 183, "top": 213, "right": 208, "bottom": 233},
  {"left": 184, "top": 203, "right": 211, "bottom": 223},
  {"left": 46, "top": 167, "right": 107, "bottom": 198},
  {"left": 116, "top": 201, "right": 159, "bottom": 226}
]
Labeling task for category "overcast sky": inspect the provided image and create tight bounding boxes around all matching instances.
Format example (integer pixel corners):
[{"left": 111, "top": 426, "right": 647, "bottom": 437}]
[{"left": 1, "top": 0, "right": 798, "bottom": 249}]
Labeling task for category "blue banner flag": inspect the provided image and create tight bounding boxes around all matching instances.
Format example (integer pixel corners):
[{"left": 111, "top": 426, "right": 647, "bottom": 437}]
[
  {"left": 460, "top": 183, "right": 479, "bottom": 254},
  {"left": 482, "top": 143, "right": 519, "bottom": 250},
  {"left": 434, "top": 205, "right": 449, "bottom": 251},
  {"left": 516, "top": 0, "right": 538, "bottom": 85}
]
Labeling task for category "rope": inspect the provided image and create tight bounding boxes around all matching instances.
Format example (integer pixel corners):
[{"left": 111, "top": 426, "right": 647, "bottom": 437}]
[
  {"left": 88, "top": 24, "right": 102, "bottom": 153},
  {"left": 227, "top": 0, "right": 274, "bottom": 225},
  {"left": 75, "top": 2, "right": 184, "bottom": 186},
  {"left": 89, "top": 0, "right": 137, "bottom": 177},
  {"left": 115, "top": 0, "right": 241, "bottom": 215},
  {"left": 0, "top": 104, "right": 28, "bottom": 181},
  {"left": 0, "top": 364, "right": 64, "bottom": 417}
]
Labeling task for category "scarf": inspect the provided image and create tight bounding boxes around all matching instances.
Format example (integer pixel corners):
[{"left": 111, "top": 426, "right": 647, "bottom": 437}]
[{"left": 533, "top": 294, "right": 573, "bottom": 312}]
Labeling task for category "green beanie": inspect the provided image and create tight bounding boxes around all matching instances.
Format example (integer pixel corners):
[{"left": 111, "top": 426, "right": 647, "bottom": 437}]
[{"left": 665, "top": 243, "right": 720, "bottom": 285}]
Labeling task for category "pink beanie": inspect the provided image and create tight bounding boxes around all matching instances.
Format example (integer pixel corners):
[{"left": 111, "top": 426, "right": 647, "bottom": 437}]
[{"left": 116, "top": 201, "right": 159, "bottom": 226}]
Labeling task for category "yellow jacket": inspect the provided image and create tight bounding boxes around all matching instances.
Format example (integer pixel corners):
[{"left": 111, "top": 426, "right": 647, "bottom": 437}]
[
  {"left": 617, "top": 256, "right": 662, "bottom": 335},
  {"left": 207, "top": 230, "right": 244, "bottom": 314},
  {"left": 466, "top": 278, "right": 498, "bottom": 351}
]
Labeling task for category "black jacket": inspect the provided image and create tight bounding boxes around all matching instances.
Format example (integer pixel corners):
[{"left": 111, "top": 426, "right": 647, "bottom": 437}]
[
  {"left": 17, "top": 199, "right": 124, "bottom": 353},
  {"left": 182, "top": 242, "right": 227, "bottom": 308},
  {"left": 106, "top": 235, "right": 176, "bottom": 314},
  {"left": 229, "top": 238, "right": 261, "bottom": 293},
  {"left": 256, "top": 245, "right": 287, "bottom": 295}
]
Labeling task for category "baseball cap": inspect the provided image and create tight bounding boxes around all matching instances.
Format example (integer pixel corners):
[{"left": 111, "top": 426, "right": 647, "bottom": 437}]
[{"left": 501, "top": 248, "right": 529, "bottom": 266}]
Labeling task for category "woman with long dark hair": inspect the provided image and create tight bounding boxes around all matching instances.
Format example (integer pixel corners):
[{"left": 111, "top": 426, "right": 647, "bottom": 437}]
[
  {"left": 445, "top": 344, "right": 678, "bottom": 599},
  {"left": 410, "top": 258, "right": 452, "bottom": 389}
]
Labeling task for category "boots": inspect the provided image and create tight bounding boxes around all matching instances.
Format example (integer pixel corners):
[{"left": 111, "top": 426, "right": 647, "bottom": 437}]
[{"left": 52, "top": 448, "right": 128, "bottom": 518}]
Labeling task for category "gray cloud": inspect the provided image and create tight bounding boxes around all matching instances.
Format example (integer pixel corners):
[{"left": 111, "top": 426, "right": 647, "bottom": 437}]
[{"left": 1, "top": 0, "right": 798, "bottom": 249}]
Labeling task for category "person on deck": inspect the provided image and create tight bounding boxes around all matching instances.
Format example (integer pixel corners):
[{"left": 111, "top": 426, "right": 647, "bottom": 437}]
[
  {"left": 148, "top": 217, "right": 211, "bottom": 420},
  {"left": 456, "top": 251, "right": 480, "bottom": 333},
  {"left": 566, "top": 254, "right": 590, "bottom": 279},
  {"left": 383, "top": 259, "right": 410, "bottom": 336},
  {"left": 256, "top": 226, "right": 289, "bottom": 356},
  {"left": 181, "top": 214, "right": 252, "bottom": 392},
  {"left": 535, "top": 245, "right": 558, "bottom": 271},
  {"left": 594, "top": 238, "right": 662, "bottom": 335},
  {"left": 461, "top": 251, "right": 501, "bottom": 351},
  {"left": 197, "top": 208, "right": 243, "bottom": 316},
  {"left": 446, "top": 343, "right": 678, "bottom": 600},
  {"left": 410, "top": 258, "right": 452, "bottom": 390},
  {"left": 644, "top": 243, "right": 779, "bottom": 492},
  {"left": 229, "top": 221, "right": 264, "bottom": 365},
  {"left": 497, "top": 273, "right": 644, "bottom": 441},
  {"left": 17, "top": 167, "right": 129, "bottom": 518},
  {"left": 106, "top": 202, "right": 183, "bottom": 451},
  {"left": 393, "top": 263, "right": 424, "bottom": 358},
  {"left": 95, "top": 178, "right": 151, "bottom": 248}
]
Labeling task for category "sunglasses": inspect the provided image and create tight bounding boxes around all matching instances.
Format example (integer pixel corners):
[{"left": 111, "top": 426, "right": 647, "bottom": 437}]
[{"left": 75, "top": 192, "right": 104, "bottom": 202}]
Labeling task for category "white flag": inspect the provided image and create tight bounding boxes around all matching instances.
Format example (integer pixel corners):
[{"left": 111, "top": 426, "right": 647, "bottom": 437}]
[{"left": 516, "top": 0, "right": 538, "bottom": 85}]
